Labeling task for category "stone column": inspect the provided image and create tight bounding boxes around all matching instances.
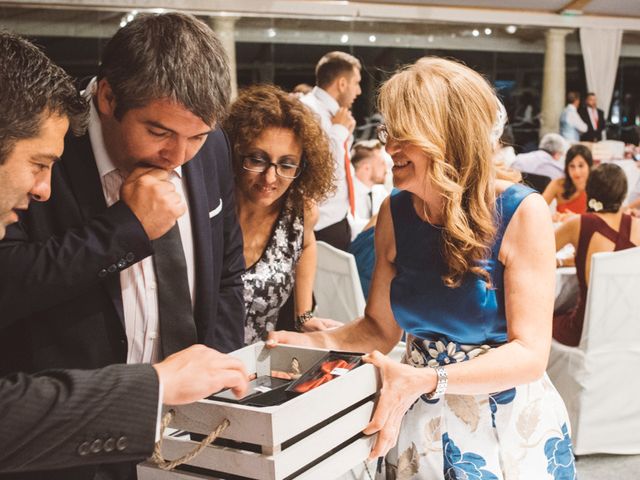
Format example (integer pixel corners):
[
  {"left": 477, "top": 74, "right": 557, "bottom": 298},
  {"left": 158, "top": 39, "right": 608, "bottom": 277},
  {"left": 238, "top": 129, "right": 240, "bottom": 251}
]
[
  {"left": 209, "top": 16, "right": 239, "bottom": 100},
  {"left": 539, "top": 28, "right": 571, "bottom": 137}
]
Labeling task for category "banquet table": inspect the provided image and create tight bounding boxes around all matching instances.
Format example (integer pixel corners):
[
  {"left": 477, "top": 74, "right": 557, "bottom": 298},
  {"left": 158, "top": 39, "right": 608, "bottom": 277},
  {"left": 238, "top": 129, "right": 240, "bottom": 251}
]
[
  {"left": 555, "top": 266, "right": 578, "bottom": 314},
  {"left": 603, "top": 159, "right": 640, "bottom": 202}
]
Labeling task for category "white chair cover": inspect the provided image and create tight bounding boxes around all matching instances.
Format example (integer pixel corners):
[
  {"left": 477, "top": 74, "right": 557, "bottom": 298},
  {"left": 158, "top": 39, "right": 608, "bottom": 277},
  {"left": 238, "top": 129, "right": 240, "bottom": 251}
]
[
  {"left": 591, "top": 140, "right": 625, "bottom": 161},
  {"left": 314, "top": 241, "right": 365, "bottom": 323},
  {"left": 547, "top": 246, "right": 640, "bottom": 454}
]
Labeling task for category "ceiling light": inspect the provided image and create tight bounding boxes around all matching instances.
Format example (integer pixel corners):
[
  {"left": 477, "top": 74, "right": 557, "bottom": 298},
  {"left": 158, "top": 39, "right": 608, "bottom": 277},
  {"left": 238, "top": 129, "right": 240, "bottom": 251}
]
[
  {"left": 506, "top": 25, "right": 517, "bottom": 34},
  {"left": 484, "top": 28, "right": 492, "bottom": 35},
  {"left": 340, "top": 34, "right": 349, "bottom": 43},
  {"left": 369, "top": 35, "right": 376, "bottom": 42},
  {"left": 472, "top": 29, "right": 480, "bottom": 37},
  {"left": 267, "top": 28, "right": 276, "bottom": 38},
  {"left": 427, "top": 34, "right": 434, "bottom": 43}
]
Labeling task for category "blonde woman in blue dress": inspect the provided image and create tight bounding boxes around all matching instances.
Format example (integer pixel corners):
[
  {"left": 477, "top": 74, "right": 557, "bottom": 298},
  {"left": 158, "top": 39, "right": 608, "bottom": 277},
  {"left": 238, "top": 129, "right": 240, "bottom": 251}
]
[{"left": 270, "top": 57, "right": 576, "bottom": 480}]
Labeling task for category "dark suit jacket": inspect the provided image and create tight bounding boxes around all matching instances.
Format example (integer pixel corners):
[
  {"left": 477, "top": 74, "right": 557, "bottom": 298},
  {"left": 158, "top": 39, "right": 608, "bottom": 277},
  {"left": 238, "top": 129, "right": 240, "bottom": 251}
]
[
  {"left": 0, "top": 364, "right": 158, "bottom": 473},
  {"left": 0, "top": 128, "right": 245, "bottom": 479},
  {"left": 578, "top": 105, "right": 606, "bottom": 142}
]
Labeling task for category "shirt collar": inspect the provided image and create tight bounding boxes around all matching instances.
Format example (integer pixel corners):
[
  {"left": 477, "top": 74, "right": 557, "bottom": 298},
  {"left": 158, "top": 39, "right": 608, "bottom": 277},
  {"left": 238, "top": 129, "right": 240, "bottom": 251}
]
[
  {"left": 312, "top": 86, "right": 340, "bottom": 116},
  {"left": 85, "top": 77, "right": 182, "bottom": 180},
  {"left": 353, "top": 176, "right": 372, "bottom": 193}
]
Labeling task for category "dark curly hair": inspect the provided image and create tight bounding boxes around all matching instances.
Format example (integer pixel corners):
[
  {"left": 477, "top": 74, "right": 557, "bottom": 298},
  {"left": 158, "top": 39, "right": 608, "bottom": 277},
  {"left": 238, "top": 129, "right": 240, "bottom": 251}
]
[
  {"left": 223, "top": 84, "right": 335, "bottom": 212},
  {"left": 562, "top": 144, "right": 593, "bottom": 200}
]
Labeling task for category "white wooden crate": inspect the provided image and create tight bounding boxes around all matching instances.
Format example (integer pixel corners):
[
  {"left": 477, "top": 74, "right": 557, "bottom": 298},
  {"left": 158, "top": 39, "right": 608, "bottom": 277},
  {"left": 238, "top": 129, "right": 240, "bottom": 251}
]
[{"left": 138, "top": 342, "right": 380, "bottom": 480}]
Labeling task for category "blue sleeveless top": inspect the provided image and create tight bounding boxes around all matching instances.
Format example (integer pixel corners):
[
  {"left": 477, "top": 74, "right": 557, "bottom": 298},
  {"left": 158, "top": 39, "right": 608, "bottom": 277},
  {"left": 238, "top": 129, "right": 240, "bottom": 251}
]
[{"left": 389, "top": 184, "right": 535, "bottom": 345}]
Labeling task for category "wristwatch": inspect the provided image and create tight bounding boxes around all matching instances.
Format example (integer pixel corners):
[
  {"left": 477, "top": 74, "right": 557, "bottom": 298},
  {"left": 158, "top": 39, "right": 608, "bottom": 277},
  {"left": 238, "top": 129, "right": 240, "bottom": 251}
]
[
  {"left": 424, "top": 366, "right": 448, "bottom": 400},
  {"left": 294, "top": 310, "right": 314, "bottom": 331}
]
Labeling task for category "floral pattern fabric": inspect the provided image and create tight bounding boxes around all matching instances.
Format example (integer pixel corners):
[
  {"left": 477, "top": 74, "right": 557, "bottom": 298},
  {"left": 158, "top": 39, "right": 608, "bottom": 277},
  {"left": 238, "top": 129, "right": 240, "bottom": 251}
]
[
  {"left": 242, "top": 198, "right": 303, "bottom": 345},
  {"left": 380, "top": 337, "right": 577, "bottom": 480}
]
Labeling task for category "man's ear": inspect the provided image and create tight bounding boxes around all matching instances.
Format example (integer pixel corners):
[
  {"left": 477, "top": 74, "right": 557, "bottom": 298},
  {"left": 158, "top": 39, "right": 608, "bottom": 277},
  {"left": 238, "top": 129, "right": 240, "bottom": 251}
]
[
  {"left": 96, "top": 78, "right": 117, "bottom": 117},
  {"left": 336, "top": 76, "right": 348, "bottom": 93}
]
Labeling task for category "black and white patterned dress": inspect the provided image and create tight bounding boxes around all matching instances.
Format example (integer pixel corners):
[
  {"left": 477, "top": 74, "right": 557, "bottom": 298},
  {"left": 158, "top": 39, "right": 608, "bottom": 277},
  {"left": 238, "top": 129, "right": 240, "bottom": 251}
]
[{"left": 242, "top": 197, "right": 304, "bottom": 345}]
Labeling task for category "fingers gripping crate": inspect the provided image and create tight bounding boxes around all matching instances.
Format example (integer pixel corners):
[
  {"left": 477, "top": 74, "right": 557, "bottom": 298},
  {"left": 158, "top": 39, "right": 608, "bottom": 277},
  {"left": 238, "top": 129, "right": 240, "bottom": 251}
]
[{"left": 137, "top": 342, "right": 380, "bottom": 479}]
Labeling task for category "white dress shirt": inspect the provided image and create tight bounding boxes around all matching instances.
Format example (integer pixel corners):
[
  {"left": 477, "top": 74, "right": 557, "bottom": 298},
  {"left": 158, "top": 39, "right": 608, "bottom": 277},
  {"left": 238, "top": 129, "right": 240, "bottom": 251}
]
[
  {"left": 559, "top": 104, "right": 587, "bottom": 142},
  {"left": 350, "top": 177, "right": 389, "bottom": 240},
  {"left": 86, "top": 84, "right": 196, "bottom": 364},
  {"left": 301, "top": 87, "right": 354, "bottom": 231},
  {"left": 512, "top": 149, "right": 565, "bottom": 180}
]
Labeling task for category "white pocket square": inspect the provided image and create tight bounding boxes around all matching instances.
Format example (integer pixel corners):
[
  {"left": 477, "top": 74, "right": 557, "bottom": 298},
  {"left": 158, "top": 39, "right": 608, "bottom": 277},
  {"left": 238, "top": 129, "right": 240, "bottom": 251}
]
[{"left": 209, "top": 199, "right": 223, "bottom": 218}]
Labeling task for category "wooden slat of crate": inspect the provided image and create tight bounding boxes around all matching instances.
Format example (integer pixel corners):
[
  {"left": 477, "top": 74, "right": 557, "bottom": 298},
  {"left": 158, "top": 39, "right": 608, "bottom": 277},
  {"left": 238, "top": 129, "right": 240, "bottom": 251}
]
[
  {"left": 271, "top": 400, "right": 374, "bottom": 479},
  {"left": 169, "top": 346, "right": 378, "bottom": 448},
  {"left": 296, "top": 436, "right": 375, "bottom": 480},
  {"left": 137, "top": 401, "right": 375, "bottom": 480},
  {"left": 137, "top": 465, "right": 210, "bottom": 480}
]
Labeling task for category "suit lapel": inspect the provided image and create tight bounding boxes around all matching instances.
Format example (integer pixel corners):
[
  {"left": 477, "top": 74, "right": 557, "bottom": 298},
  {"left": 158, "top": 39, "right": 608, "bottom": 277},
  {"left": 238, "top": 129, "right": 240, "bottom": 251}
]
[
  {"left": 183, "top": 152, "right": 214, "bottom": 338},
  {"left": 64, "top": 133, "right": 106, "bottom": 218},
  {"left": 63, "top": 133, "right": 126, "bottom": 327}
]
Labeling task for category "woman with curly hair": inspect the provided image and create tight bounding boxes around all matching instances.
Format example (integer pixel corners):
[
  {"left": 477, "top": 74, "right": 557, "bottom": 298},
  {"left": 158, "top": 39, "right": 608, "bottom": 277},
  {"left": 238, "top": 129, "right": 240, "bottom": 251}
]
[
  {"left": 223, "top": 84, "right": 340, "bottom": 345},
  {"left": 270, "top": 58, "right": 576, "bottom": 479}
]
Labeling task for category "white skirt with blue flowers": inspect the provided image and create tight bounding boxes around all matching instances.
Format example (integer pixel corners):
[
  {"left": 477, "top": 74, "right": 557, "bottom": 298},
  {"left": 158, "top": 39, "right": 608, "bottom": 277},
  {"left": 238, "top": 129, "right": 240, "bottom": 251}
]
[{"left": 381, "top": 337, "right": 577, "bottom": 480}]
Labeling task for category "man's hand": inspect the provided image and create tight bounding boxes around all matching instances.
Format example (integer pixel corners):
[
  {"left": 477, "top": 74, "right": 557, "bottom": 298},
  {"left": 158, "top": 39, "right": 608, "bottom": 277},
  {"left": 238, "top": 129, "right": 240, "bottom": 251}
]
[
  {"left": 332, "top": 107, "right": 356, "bottom": 134},
  {"left": 153, "top": 345, "right": 248, "bottom": 405},
  {"left": 120, "top": 167, "right": 186, "bottom": 240}
]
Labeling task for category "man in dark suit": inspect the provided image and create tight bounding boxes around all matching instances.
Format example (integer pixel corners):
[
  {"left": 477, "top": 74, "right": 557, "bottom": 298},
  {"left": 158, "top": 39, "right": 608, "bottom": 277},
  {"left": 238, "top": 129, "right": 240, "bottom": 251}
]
[
  {"left": 0, "top": 32, "right": 248, "bottom": 475},
  {"left": 0, "top": 13, "right": 245, "bottom": 480},
  {"left": 578, "top": 92, "right": 606, "bottom": 142}
]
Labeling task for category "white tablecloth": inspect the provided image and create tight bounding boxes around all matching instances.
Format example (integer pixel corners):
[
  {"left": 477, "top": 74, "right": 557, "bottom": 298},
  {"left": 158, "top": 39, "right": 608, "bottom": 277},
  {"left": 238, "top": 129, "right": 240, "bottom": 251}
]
[
  {"left": 555, "top": 267, "right": 578, "bottom": 313},
  {"left": 603, "top": 159, "right": 640, "bottom": 203}
]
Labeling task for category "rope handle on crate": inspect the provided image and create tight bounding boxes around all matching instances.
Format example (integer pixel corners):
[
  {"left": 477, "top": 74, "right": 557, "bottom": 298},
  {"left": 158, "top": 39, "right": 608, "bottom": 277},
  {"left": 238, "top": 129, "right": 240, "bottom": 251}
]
[
  {"left": 150, "top": 409, "right": 230, "bottom": 471},
  {"left": 151, "top": 357, "right": 299, "bottom": 470}
]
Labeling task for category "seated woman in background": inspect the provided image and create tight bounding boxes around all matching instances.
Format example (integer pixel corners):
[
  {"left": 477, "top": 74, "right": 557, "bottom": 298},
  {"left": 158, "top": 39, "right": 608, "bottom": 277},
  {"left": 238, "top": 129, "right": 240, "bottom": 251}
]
[
  {"left": 554, "top": 163, "right": 639, "bottom": 346},
  {"left": 543, "top": 144, "right": 593, "bottom": 221},
  {"left": 223, "top": 85, "right": 340, "bottom": 344}
]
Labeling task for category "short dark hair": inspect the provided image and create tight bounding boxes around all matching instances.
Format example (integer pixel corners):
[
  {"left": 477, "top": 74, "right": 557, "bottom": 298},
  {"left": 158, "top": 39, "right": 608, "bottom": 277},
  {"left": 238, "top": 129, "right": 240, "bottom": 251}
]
[
  {"left": 587, "top": 163, "right": 627, "bottom": 213},
  {"left": 0, "top": 32, "right": 87, "bottom": 165},
  {"left": 97, "top": 12, "right": 230, "bottom": 125},
  {"left": 315, "top": 51, "right": 361, "bottom": 90},
  {"left": 351, "top": 141, "right": 382, "bottom": 168},
  {"left": 563, "top": 144, "right": 593, "bottom": 200},
  {"left": 567, "top": 91, "right": 580, "bottom": 103},
  {"left": 586, "top": 92, "right": 596, "bottom": 97}
]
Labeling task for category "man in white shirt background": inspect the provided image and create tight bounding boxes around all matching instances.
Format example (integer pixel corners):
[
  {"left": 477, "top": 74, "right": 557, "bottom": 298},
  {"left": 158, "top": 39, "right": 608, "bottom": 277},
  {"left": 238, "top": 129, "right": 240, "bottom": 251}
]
[
  {"left": 579, "top": 92, "right": 606, "bottom": 142},
  {"left": 301, "top": 51, "right": 362, "bottom": 251},
  {"left": 559, "top": 91, "right": 588, "bottom": 143},
  {"left": 511, "top": 133, "right": 569, "bottom": 181},
  {"left": 349, "top": 140, "right": 390, "bottom": 239}
]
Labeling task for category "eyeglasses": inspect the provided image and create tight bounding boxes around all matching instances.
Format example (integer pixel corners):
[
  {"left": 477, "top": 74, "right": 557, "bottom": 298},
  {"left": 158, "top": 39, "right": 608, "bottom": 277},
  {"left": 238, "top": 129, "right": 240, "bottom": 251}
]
[
  {"left": 376, "top": 124, "right": 390, "bottom": 145},
  {"left": 242, "top": 154, "right": 303, "bottom": 179}
]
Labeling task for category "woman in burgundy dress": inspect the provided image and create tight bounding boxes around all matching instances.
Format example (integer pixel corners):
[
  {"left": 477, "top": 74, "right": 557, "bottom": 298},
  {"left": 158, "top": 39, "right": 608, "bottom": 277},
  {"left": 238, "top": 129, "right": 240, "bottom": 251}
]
[{"left": 554, "top": 163, "right": 639, "bottom": 346}]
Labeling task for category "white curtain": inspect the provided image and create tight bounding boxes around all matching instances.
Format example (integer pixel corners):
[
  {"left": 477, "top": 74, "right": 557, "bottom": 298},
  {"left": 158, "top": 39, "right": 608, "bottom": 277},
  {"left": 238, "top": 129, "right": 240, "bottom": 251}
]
[{"left": 579, "top": 28, "right": 623, "bottom": 117}]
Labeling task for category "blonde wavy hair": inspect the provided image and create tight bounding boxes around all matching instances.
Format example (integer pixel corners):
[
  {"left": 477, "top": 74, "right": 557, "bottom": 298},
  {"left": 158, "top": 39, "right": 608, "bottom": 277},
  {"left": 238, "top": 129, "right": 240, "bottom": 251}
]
[{"left": 379, "top": 57, "right": 500, "bottom": 287}]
